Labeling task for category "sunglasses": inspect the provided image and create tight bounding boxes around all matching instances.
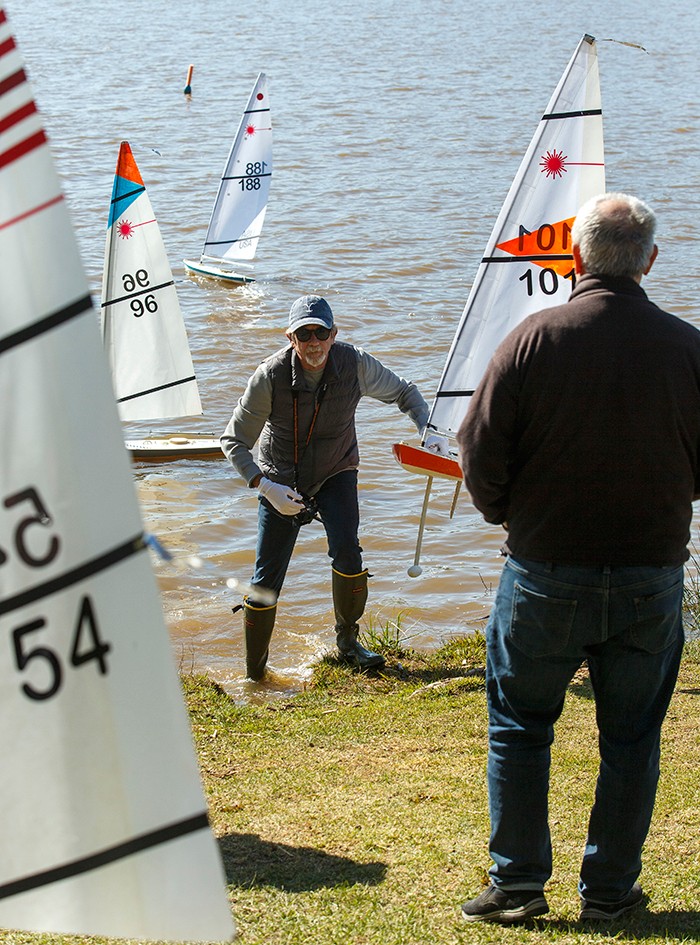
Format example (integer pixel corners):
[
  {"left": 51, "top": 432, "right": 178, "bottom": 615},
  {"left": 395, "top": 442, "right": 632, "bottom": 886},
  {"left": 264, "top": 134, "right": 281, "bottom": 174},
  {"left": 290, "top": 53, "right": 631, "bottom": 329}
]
[{"left": 294, "top": 326, "right": 332, "bottom": 342}]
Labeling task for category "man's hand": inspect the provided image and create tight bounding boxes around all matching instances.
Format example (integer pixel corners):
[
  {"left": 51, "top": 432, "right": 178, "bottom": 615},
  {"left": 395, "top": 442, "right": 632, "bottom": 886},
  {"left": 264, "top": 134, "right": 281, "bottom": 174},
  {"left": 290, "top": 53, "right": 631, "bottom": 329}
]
[
  {"left": 423, "top": 432, "right": 451, "bottom": 457},
  {"left": 258, "top": 477, "right": 305, "bottom": 515}
]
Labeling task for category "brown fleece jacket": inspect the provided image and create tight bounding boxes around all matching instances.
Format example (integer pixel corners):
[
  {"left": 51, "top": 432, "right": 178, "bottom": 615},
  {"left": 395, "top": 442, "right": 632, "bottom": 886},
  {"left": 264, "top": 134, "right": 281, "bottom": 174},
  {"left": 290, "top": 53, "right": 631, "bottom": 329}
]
[{"left": 457, "top": 274, "right": 700, "bottom": 566}]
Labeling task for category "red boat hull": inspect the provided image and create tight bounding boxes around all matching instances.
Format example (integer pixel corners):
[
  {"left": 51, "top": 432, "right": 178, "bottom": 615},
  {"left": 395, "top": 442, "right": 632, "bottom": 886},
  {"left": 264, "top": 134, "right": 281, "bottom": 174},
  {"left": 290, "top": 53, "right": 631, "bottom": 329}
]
[{"left": 392, "top": 442, "right": 462, "bottom": 481}]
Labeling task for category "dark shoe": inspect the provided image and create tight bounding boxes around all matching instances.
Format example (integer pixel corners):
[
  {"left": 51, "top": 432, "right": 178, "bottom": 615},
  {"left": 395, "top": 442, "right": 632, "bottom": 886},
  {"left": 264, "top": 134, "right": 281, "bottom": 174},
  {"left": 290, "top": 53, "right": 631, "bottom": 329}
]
[
  {"left": 336, "top": 631, "right": 385, "bottom": 671},
  {"left": 461, "top": 885, "right": 548, "bottom": 923},
  {"left": 580, "top": 882, "right": 644, "bottom": 921}
]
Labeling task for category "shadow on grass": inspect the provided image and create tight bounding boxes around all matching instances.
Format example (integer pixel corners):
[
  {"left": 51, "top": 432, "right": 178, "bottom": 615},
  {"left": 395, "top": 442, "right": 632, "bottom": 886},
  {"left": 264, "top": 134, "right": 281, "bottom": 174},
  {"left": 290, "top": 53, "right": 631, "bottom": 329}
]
[
  {"left": 315, "top": 654, "right": 487, "bottom": 690},
  {"left": 544, "top": 907, "right": 700, "bottom": 938},
  {"left": 218, "top": 832, "right": 387, "bottom": 891}
]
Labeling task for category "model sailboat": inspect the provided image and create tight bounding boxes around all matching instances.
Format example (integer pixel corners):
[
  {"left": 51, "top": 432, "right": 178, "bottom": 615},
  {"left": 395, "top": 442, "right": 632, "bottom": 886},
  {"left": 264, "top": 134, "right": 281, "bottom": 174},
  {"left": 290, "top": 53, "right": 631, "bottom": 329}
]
[
  {"left": 101, "top": 141, "right": 223, "bottom": 460},
  {"left": 184, "top": 72, "right": 272, "bottom": 284},
  {"left": 394, "top": 34, "right": 605, "bottom": 572},
  {"left": 0, "top": 8, "right": 234, "bottom": 940}
]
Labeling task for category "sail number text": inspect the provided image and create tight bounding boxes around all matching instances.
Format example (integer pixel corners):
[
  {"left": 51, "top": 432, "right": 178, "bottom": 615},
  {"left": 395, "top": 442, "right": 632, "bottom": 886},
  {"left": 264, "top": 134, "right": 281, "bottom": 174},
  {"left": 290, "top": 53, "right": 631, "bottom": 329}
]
[
  {"left": 2, "top": 486, "right": 112, "bottom": 701},
  {"left": 518, "top": 221, "right": 573, "bottom": 253},
  {"left": 239, "top": 161, "right": 268, "bottom": 191},
  {"left": 122, "top": 269, "right": 158, "bottom": 318},
  {"left": 518, "top": 266, "right": 576, "bottom": 297},
  {"left": 515, "top": 222, "right": 576, "bottom": 298}
]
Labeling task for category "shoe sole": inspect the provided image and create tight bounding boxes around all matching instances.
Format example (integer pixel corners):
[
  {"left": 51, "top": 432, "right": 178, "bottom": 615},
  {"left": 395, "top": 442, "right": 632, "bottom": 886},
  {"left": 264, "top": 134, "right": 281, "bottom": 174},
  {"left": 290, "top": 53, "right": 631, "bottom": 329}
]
[
  {"left": 337, "top": 654, "right": 385, "bottom": 670},
  {"left": 461, "top": 897, "right": 548, "bottom": 923},
  {"left": 580, "top": 898, "right": 643, "bottom": 921}
]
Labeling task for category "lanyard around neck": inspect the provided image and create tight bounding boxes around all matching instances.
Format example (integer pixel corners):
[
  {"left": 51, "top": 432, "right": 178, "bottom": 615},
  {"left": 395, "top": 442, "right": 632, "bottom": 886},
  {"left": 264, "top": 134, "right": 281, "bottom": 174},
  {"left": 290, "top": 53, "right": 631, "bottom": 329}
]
[{"left": 292, "top": 383, "right": 328, "bottom": 489}]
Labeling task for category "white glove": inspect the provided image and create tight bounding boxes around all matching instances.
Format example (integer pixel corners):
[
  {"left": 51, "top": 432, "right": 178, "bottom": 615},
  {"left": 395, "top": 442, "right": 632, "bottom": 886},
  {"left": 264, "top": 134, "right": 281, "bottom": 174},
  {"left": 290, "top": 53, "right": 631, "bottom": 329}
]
[
  {"left": 423, "top": 433, "right": 451, "bottom": 457},
  {"left": 258, "top": 477, "right": 305, "bottom": 515}
]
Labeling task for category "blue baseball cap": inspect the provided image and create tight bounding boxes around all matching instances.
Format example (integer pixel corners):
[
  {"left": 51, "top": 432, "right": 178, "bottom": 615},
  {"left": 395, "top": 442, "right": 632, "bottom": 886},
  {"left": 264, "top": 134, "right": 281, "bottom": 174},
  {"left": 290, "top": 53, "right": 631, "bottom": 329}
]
[{"left": 288, "top": 295, "right": 334, "bottom": 334}]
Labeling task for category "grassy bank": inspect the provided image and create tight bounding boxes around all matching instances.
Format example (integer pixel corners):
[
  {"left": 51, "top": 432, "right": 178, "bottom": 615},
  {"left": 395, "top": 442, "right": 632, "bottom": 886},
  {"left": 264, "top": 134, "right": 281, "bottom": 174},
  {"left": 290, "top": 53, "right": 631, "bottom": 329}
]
[{"left": 1, "top": 634, "right": 698, "bottom": 945}]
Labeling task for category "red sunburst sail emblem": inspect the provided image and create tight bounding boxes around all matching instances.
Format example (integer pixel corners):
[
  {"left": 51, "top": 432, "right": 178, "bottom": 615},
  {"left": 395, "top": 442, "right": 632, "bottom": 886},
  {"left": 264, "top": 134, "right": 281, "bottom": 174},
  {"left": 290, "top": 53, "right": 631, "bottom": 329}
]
[{"left": 539, "top": 149, "right": 568, "bottom": 179}]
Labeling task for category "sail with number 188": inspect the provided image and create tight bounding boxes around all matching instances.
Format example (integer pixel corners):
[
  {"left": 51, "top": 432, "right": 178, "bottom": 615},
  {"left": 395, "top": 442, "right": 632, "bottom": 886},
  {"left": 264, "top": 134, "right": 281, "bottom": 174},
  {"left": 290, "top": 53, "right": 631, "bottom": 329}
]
[
  {"left": 0, "top": 7, "right": 234, "bottom": 940},
  {"left": 184, "top": 72, "right": 272, "bottom": 285}
]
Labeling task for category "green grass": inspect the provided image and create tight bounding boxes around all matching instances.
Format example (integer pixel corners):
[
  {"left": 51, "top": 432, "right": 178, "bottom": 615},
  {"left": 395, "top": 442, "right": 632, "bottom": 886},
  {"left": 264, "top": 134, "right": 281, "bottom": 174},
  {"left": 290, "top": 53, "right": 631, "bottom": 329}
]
[{"left": 1, "top": 632, "right": 698, "bottom": 945}]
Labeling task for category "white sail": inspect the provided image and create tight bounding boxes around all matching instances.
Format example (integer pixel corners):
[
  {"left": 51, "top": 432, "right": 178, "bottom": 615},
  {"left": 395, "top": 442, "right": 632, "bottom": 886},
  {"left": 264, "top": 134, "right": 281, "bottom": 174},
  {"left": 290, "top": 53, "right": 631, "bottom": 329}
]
[
  {"left": 0, "top": 8, "right": 234, "bottom": 941},
  {"left": 101, "top": 141, "right": 203, "bottom": 422},
  {"left": 428, "top": 34, "right": 605, "bottom": 438},
  {"left": 184, "top": 73, "right": 272, "bottom": 283}
]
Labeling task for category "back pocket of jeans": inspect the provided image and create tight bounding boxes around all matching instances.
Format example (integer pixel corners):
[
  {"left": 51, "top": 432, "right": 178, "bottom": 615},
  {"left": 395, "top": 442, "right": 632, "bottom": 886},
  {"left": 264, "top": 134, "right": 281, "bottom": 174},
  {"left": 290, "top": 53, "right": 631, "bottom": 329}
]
[
  {"left": 630, "top": 580, "right": 683, "bottom": 654},
  {"left": 510, "top": 582, "right": 577, "bottom": 658}
]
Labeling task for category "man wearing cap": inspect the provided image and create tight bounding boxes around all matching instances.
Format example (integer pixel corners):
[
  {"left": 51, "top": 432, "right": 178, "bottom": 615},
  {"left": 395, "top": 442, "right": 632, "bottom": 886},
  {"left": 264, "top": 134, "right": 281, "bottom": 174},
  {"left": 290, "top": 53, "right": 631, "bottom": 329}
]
[{"left": 221, "top": 295, "right": 446, "bottom": 679}]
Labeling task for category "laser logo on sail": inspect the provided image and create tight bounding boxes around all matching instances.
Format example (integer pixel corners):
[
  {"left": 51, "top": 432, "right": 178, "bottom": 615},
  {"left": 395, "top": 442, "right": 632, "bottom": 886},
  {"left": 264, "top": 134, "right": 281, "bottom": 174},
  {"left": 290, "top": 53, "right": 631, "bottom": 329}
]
[{"left": 540, "top": 149, "right": 567, "bottom": 178}]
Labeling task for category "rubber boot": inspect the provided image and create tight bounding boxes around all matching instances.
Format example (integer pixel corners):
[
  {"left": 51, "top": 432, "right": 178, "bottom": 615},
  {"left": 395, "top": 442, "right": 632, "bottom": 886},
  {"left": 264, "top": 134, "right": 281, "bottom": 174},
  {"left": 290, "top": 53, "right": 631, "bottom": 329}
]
[
  {"left": 332, "top": 568, "right": 385, "bottom": 670},
  {"left": 243, "top": 600, "right": 277, "bottom": 680}
]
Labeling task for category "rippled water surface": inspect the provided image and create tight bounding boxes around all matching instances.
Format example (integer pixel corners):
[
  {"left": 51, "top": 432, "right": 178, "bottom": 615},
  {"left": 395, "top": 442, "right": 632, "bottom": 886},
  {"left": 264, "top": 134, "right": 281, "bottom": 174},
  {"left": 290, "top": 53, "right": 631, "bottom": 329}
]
[{"left": 9, "top": 0, "right": 700, "bottom": 699}]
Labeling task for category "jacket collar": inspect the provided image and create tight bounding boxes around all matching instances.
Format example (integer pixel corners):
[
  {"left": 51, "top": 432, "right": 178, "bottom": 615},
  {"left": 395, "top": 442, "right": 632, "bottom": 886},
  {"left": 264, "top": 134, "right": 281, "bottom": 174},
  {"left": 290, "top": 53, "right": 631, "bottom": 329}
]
[{"left": 569, "top": 272, "right": 649, "bottom": 302}]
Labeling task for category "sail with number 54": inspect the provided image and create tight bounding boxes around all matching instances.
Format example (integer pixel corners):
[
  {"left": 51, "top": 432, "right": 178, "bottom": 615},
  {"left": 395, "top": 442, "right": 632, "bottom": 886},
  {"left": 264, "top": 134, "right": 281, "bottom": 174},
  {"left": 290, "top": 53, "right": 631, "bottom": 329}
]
[{"left": 0, "top": 7, "right": 234, "bottom": 941}]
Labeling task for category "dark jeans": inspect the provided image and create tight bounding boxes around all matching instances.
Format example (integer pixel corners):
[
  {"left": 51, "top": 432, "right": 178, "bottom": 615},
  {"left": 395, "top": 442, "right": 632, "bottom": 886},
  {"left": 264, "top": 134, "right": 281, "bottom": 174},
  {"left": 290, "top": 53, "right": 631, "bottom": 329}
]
[
  {"left": 485, "top": 555, "right": 684, "bottom": 901},
  {"left": 250, "top": 469, "right": 363, "bottom": 601}
]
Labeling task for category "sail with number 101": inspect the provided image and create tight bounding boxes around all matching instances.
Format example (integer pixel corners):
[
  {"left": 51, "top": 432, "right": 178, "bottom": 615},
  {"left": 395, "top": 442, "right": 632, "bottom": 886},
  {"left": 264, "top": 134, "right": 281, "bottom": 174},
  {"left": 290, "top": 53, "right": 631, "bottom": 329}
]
[
  {"left": 0, "top": 7, "right": 234, "bottom": 941},
  {"left": 394, "top": 33, "right": 605, "bottom": 482}
]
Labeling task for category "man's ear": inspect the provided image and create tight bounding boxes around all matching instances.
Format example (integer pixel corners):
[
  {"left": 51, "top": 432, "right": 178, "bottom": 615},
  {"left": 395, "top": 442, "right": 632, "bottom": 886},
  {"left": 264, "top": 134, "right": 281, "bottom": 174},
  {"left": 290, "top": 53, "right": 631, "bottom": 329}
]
[
  {"left": 644, "top": 244, "right": 658, "bottom": 275},
  {"left": 572, "top": 243, "right": 586, "bottom": 275}
]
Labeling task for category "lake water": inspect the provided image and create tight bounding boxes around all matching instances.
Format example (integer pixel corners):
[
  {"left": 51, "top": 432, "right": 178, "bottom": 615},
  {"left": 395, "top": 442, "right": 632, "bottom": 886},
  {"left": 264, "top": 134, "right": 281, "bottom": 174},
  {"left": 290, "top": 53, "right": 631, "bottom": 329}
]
[{"left": 8, "top": 0, "right": 700, "bottom": 700}]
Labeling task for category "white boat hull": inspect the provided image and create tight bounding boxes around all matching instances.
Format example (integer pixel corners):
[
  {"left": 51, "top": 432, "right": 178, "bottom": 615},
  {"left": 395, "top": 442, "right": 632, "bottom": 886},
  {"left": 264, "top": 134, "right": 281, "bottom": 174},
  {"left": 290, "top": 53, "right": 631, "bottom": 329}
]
[
  {"left": 125, "top": 434, "right": 225, "bottom": 461},
  {"left": 183, "top": 257, "right": 255, "bottom": 285}
]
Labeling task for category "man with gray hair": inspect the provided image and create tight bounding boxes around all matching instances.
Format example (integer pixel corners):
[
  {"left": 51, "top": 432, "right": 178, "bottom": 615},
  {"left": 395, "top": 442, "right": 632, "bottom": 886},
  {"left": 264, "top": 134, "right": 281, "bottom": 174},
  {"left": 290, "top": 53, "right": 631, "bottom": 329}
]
[{"left": 456, "top": 194, "right": 700, "bottom": 923}]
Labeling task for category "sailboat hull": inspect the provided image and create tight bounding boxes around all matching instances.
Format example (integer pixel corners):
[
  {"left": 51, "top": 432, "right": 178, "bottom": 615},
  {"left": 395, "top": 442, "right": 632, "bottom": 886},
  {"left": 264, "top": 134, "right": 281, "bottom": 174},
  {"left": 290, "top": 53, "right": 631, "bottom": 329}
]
[
  {"left": 183, "top": 257, "right": 255, "bottom": 285},
  {"left": 126, "top": 433, "right": 225, "bottom": 461},
  {"left": 392, "top": 442, "right": 462, "bottom": 481}
]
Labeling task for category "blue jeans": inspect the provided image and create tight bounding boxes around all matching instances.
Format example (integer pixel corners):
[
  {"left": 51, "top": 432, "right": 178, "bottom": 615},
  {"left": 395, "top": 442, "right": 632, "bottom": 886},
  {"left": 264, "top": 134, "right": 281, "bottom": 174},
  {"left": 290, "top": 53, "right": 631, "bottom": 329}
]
[
  {"left": 485, "top": 555, "right": 684, "bottom": 901},
  {"left": 250, "top": 469, "right": 363, "bottom": 602}
]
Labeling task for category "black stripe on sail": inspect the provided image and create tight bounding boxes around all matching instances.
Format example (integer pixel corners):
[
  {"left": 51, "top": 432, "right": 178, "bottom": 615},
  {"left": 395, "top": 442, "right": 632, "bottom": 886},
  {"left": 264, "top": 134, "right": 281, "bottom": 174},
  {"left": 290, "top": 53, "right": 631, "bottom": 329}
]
[
  {"left": 0, "top": 295, "right": 92, "bottom": 356},
  {"left": 101, "top": 279, "right": 175, "bottom": 308},
  {"left": 205, "top": 234, "right": 260, "bottom": 249},
  {"left": 221, "top": 172, "right": 272, "bottom": 182},
  {"left": 110, "top": 184, "right": 145, "bottom": 208},
  {"left": 118, "top": 375, "right": 197, "bottom": 403},
  {"left": 434, "top": 390, "right": 475, "bottom": 398},
  {"left": 481, "top": 254, "right": 573, "bottom": 264},
  {"left": 243, "top": 107, "right": 270, "bottom": 115},
  {"left": 0, "top": 534, "right": 145, "bottom": 617},
  {"left": 0, "top": 812, "right": 211, "bottom": 900},
  {"left": 542, "top": 108, "right": 602, "bottom": 121}
]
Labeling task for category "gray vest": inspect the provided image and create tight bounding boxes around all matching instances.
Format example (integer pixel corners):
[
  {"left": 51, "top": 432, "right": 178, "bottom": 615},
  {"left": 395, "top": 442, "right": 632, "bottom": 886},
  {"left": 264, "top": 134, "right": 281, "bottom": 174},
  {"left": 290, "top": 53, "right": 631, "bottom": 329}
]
[{"left": 258, "top": 342, "right": 361, "bottom": 495}]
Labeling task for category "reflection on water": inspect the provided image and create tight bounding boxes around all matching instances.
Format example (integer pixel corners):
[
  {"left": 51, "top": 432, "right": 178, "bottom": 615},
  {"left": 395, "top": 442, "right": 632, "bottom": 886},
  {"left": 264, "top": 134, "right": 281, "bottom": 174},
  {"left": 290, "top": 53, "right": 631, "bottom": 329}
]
[{"left": 12, "top": 0, "right": 700, "bottom": 700}]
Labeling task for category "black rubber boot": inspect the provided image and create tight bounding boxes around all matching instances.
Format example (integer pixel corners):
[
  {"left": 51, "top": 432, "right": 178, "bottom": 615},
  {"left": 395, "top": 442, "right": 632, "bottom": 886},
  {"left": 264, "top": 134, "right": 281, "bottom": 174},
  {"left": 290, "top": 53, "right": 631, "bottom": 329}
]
[
  {"left": 243, "top": 600, "right": 277, "bottom": 680},
  {"left": 332, "top": 568, "right": 385, "bottom": 670}
]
